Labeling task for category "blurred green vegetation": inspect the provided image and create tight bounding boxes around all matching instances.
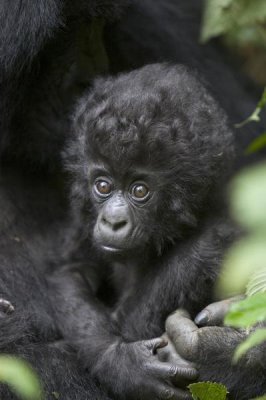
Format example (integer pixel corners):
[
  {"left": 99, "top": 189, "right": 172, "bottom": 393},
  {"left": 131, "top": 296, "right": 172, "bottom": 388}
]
[
  {"left": 189, "top": 382, "right": 227, "bottom": 400},
  {"left": 0, "top": 356, "right": 42, "bottom": 399},
  {"left": 200, "top": 1, "right": 266, "bottom": 398},
  {"left": 202, "top": 0, "right": 266, "bottom": 84}
]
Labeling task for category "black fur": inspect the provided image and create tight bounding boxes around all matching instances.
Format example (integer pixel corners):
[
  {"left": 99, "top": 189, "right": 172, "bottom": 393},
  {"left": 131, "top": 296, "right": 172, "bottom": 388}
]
[
  {"left": 0, "top": 1, "right": 126, "bottom": 398},
  {"left": 105, "top": 0, "right": 266, "bottom": 166},
  {"left": 0, "top": 167, "right": 110, "bottom": 399},
  {"left": 0, "top": 0, "right": 265, "bottom": 399},
  {"left": 1, "top": 0, "right": 126, "bottom": 169},
  {"left": 50, "top": 64, "right": 237, "bottom": 400}
]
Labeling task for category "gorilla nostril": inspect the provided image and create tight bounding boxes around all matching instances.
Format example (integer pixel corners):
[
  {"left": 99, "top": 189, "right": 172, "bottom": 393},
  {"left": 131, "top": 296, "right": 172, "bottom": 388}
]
[
  {"left": 113, "top": 220, "right": 128, "bottom": 231},
  {"left": 102, "top": 216, "right": 109, "bottom": 226},
  {"left": 101, "top": 216, "right": 128, "bottom": 232}
]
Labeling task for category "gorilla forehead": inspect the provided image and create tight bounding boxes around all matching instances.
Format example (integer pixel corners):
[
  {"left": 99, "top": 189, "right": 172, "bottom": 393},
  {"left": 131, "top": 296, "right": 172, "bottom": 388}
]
[{"left": 73, "top": 63, "right": 234, "bottom": 180}]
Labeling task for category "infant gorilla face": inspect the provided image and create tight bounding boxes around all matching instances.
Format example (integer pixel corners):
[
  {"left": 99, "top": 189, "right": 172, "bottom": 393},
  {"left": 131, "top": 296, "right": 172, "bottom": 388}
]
[
  {"left": 88, "top": 161, "right": 161, "bottom": 255},
  {"left": 68, "top": 63, "right": 234, "bottom": 258}
]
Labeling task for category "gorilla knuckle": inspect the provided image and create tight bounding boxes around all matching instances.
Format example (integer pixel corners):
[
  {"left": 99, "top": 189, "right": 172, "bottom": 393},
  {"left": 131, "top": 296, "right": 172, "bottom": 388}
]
[{"left": 160, "top": 388, "right": 175, "bottom": 399}]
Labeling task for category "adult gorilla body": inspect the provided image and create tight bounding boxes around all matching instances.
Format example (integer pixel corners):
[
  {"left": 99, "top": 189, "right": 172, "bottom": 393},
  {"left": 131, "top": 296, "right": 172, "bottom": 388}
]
[
  {"left": 0, "top": 168, "right": 111, "bottom": 399},
  {"left": 0, "top": 0, "right": 265, "bottom": 399},
  {"left": 2, "top": 0, "right": 264, "bottom": 168},
  {"left": 0, "top": 0, "right": 124, "bottom": 398}
]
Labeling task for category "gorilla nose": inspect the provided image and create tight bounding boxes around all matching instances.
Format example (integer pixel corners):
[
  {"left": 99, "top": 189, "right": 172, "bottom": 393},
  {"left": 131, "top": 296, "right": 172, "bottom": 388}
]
[{"left": 102, "top": 216, "right": 128, "bottom": 232}]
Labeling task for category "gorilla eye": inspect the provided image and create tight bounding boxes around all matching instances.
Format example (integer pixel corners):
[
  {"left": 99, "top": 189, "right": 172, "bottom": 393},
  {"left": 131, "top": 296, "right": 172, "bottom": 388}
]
[
  {"left": 94, "top": 179, "right": 112, "bottom": 197},
  {"left": 130, "top": 183, "right": 149, "bottom": 201}
]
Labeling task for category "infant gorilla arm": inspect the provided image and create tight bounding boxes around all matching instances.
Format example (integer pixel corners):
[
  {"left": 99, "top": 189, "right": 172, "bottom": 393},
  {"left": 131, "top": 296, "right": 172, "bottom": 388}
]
[{"left": 50, "top": 63, "right": 236, "bottom": 400}]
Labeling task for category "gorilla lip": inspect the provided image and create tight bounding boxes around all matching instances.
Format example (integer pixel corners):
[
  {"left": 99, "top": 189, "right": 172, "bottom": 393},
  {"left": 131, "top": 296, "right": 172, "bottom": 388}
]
[{"left": 101, "top": 245, "right": 124, "bottom": 253}]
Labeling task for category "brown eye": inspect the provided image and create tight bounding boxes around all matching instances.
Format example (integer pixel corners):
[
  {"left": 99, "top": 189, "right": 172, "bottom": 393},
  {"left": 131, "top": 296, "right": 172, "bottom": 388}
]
[
  {"left": 131, "top": 183, "right": 149, "bottom": 200},
  {"left": 95, "top": 179, "right": 112, "bottom": 196}
]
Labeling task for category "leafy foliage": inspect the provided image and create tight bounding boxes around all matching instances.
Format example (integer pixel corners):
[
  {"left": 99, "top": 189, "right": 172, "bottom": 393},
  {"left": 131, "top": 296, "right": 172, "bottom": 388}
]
[
  {"left": 225, "top": 293, "right": 266, "bottom": 328},
  {"left": 247, "top": 269, "right": 266, "bottom": 296},
  {"left": 188, "top": 382, "right": 227, "bottom": 400},
  {"left": 0, "top": 356, "right": 43, "bottom": 399},
  {"left": 215, "top": 81, "right": 266, "bottom": 377},
  {"left": 230, "top": 163, "right": 266, "bottom": 232},
  {"left": 201, "top": 0, "right": 266, "bottom": 46},
  {"left": 218, "top": 236, "right": 266, "bottom": 297},
  {"left": 233, "top": 328, "right": 266, "bottom": 362},
  {"left": 217, "top": 163, "right": 266, "bottom": 297},
  {"left": 236, "top": 87, "right": 266, "bottom": 129},
  {"left": 245, "top": 133, "right": 266, "bottom": 154}
]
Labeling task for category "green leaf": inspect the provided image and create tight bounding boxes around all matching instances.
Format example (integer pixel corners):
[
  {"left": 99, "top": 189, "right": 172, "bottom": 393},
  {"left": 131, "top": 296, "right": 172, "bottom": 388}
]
[
  {"left": 245, "top": 132, "right": 266, "bottom": 154},
  {"left": 246, "top": 268, "right": 266, "bottom": 296},
  {"left": 257, "top": 87, "right": 266, "bottom": 110},
  {"left": 225, "top": 292, "right": 266, "bottom": 328},
  {"left": 233, "top": 328, "right": 266, "bottom": 363},
  {"left": 236, "top": 88, "right": 266, "bottom": 128},
  {"left": 201, "top": 0, "right": 266, "bottom": 43},
  {"left": 188, "top": 382, "right": 227, "bottom": 400},
  {"left": 201, "top": 0, "right": 234, "bottom": 43},
  {"left": 217, "top": 236, "right": 266, "bottom": 297},
  {"left": 251, "top": 396, "right": 266, "bottom": 400},
  {"left": 245, "top": 133, "right": 266, "bottom": 154},
  {"left": 230, "top": 163, "right": 266, "bottom": 232},
  {"left": 0, "top": 356, "right": 43, "bottom": 400}
]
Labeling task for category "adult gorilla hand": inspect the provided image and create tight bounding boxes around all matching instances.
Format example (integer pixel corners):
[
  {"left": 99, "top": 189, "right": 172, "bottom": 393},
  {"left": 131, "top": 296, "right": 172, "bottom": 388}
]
[
  {"left": 165, "top": 298, "right": 246, "bottom": 364},
  {"left": 194, "top": 297, "right": 244, "bottom": 327},
  {"left": 165, "top": 308, "right": 245, "bottom": 364},
  {"left": 163, "top": 300, "right": 266, "bottom": 399},
  {"left": 158, "top": 298, "right": 243, "bottom": 365}
]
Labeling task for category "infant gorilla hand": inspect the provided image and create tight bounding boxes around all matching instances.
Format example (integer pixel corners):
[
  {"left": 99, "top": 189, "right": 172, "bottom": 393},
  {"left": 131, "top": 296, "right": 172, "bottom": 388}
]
[{"left": 93, "top": 338, "right": 197, "bottom": 400}]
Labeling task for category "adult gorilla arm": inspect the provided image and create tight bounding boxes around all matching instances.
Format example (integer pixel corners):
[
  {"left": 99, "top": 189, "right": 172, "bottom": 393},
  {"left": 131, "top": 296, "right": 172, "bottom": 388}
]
[
  {"left": 0, "top": 0, "right": 63, "bottom": 76},
  {"left": 0, "top": 0, "right": 126, "bottom": 156},
  {"left": 165, "top": 302, "right": 266, "bottom": 400},
  {"left": 0, "top": 0, "right": 64, "bottom": 151}
]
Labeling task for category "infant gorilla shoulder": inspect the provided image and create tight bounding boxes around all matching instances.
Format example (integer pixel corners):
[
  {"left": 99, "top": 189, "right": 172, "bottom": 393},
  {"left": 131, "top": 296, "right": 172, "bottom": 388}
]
[{"left": 53, "top": 63, "right": 235, "bottom": 400}]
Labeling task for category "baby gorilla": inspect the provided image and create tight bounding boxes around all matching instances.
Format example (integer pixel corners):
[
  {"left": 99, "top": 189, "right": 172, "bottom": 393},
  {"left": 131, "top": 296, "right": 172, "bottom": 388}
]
[{"left": 51, "top": 64, "right": 236, "bottom": 400}]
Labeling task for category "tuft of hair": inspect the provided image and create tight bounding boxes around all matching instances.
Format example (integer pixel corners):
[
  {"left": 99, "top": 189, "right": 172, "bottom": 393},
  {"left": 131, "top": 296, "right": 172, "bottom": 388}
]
[{"left": 65, "top": 63, "right": 235, "bottom": 244}]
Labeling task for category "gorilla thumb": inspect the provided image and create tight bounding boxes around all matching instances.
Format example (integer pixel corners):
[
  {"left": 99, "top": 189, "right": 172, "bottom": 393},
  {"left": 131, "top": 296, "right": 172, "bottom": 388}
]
[{"left": 165, "top": 309, "right": 200, "bottom": 361}]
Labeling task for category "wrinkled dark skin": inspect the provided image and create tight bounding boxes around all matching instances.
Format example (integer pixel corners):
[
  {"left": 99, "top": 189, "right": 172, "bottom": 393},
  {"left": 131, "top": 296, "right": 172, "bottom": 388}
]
[
  {"left": 159, "top": 298, "right": 266, "bottom": 400},
  {"left": 166, "top": 297, "right": 245, "bottom": 358},
  {"left": 158, "top": 298, "right": 244, "bottom": 363}
]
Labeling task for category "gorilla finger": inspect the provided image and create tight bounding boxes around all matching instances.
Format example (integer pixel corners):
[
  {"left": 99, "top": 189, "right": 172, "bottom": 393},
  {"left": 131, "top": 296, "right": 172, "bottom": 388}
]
[
  {"left": 145, "top": 361, "right": 198, "bottom": 382},
  {"left": 145, "top": 337, "right": 168, "bottom": 353},
  {"left": 156, "top": 385, "right": 192, "bottom": 400},
  {"left": 194, "top": 296, "right": 244, "bottom": 327},
  {"left": 165, "top": 310, "right": 199, "bottom": 359},
  {"left": 157, "top": 337, "right": 197, "bottom": 368},
  {"left": 196, "top": 326, "right": 246, "bottom": 354},
  {"left": 0, "top": 299, "right": 15, "bottom": 315}
]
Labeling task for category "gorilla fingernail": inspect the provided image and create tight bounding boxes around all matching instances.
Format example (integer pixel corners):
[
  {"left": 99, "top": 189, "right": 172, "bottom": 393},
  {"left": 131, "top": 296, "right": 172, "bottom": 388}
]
[{"left": 194, "top": 311, "right": 209, "bottom": 326}]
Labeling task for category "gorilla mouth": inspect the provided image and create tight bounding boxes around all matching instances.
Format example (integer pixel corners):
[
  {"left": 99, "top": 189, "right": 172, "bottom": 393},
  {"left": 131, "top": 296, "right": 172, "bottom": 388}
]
[{"left": 101, "top": 245, "right": 125, "bottom": 253}]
